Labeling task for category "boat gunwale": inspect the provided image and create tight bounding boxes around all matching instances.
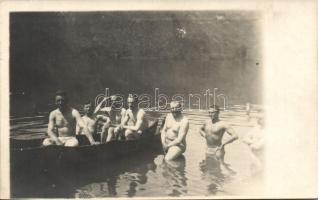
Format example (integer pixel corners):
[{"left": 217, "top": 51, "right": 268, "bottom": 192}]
[{"left": 11, "top": 120, "right": 160, "bottom": 152}]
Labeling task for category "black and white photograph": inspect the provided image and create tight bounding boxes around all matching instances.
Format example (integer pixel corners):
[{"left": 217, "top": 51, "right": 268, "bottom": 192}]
[
  {"left": 9, "top": 10, "right": 264, "bottom": 198},
  {"left": 1, "top": 0, "right": 318, "bottom": 199}
]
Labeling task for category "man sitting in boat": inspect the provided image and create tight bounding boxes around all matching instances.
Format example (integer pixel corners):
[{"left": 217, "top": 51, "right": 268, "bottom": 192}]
[
  {"left": 199, "top": 105, "right": 238, "bottom": 164},
  {"left": 43, "top": 90, "right": 99, "bottom": 147},
  {"left": 121, "top": 94, "right": 149, "bottom": 140},
  {"left": 76, "top": 101, "right": 109, "bottom": 140},
  {"left": 95, "top": 95, "right": 126, "bottom": 142},
  {"left": 161, "top": 101, "right": 189, "bottom": 161}
]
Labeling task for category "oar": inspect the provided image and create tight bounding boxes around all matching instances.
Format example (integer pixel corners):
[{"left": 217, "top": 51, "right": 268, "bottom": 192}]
[{"left": 94, "top": 97, "right": 111, "bottom": 114}]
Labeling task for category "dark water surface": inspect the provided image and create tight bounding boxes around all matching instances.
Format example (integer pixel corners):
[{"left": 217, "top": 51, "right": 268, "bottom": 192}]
[{"left": 11, "top": 109, "right": 264, "bottom": 197}]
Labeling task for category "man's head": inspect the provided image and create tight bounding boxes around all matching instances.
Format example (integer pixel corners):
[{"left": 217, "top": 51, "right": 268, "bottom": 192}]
[
  {"left": 83, "top": 101, "right": 93, "bottom": 115},
  {"left": 208, "top": 105, "right": 220, "bottom": 121},
  {"left": 127, "top": 94, "right": 138, "bottom": 109},
  {"left": 55, "top": 90, "right": 68, "bottom": 110},
  {"left": 110, "top": 95, "right": 122, "bottom": 109},
  {"left": 170, "top": 101, "right": 182, "bottom": 117}
]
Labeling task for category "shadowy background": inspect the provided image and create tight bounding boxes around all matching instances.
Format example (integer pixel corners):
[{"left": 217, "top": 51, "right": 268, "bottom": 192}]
[{"left": 10, "top": 11, "right": 262, "bottom": 116}]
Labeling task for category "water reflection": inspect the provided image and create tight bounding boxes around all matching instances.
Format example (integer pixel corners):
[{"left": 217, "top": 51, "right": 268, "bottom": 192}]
[
  {"left": 199, "top": 153, "right": 236, "bottom": 195},
  {"left": 162, "top": 155, "right": 187, "bottom": 197},
  {"left": 11, "top": 110, "right": 261, "bottom": 198},
  {"left": 74, "top": 150, "right": 158, "bottom": 198}
]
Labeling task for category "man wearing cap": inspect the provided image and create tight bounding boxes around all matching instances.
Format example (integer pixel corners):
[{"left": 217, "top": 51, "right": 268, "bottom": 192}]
[
  {"left": 121, "top": 94, "right": 149, "bottom": 140},
  {"left": 161, "top": 101, "right": 189, "bottom": 161},
  {"left": 200, "top": 105, "right": 238, "bottom": 164},
  {"left": 43, "top": 90, "right": 99, "bottom": 147},
  {"left": 76, "top": 101, "right": 109, "bottom": 139}
]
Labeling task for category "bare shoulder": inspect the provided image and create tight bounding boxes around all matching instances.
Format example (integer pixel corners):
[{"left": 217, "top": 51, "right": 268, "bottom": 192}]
[
  {"left": 219, "top": 121, "right": 231, "bottom": 129},
  {"left": 203, "top": 119, "right": 210, "bottom": 125},
  {"left": 101, "top": 106, "right": 111, "bottom": 112},
  {"left": 165, "top": 113, "right": 172, "bottom": 121},
  {"left": 139, "top": 108, "right": 146, "bottom": 114},
  {"left": 181, "top": 116, "right": 189, "bottom": 125},
  {"left": 49, "top": 109, "right": 58, "bottom": 117},
  {"left": 126, "top": 108, "right": 132, "bottom": 114},
  {"left": 71, "top": 108, "right": 81, "bottom": 117},
  {"left": 137, "top": 108, "right": 146, "bottom": 118}
]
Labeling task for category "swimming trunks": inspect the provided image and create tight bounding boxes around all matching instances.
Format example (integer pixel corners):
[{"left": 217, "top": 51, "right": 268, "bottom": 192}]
[
  {"left": 206, "top": 146, "right": 224, "bottom": 157},
  {"left": 165, "top": 138, "right": 186, "bottom": 153}
]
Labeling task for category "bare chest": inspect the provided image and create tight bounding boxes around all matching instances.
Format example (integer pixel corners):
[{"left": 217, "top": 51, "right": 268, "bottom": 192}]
[
  {"left": 83, "top": 116, "right": 96, "bottom": 127},
  {"left": 205, "top": 122, "right": 225, "bottom": 135},
  {"left": 166, "top": 117, "right": 182, "bottom": 132},
  {"left": 127, "top": 110, "right": 138, "bottom": 124},
  {"left": 109, "top": 111, "right": 122, "bottom": 123},
  {"left": 55, "top": 112, "right": 75, "bottom": 128}
]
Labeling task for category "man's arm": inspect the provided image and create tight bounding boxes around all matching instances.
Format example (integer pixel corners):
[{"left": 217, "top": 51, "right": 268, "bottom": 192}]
[
  {"left": 120, "top": 110, "right": 129, "bottom": 128},
  {"left": 221, "top": 123, "right": 238, "bottom": 148},
  {"left": 47, "top": 111, "right": 62, "bottom": 145},
  {"left": 73, "top": 110, "right": 98, "bottom": 145},
  {"left": 93, "top": 97, "right": 109, "bottom": 114},
  {"left": 75, "top": 123, "right": 81, "bottom": 135},
  {"left": 96, "top": 114, "right": 109, "bottom": 122},
  {"left": 250, "top": 137, "right": 264, "bottom": 150},
  {"left": 199, "top": 122, "right": 206, "bottom": 138},
  {"left": 95, "top": 114, "right": 111, "bottom": 130},
  {"left": 166, "top": 118, "right": 189, "bottom": 148},
  {"left": 161, "top": 115, "right": 169, "bottom": 148},
  {"left": 242, "top": 130, "right": 254, "bottom": 145},
  {"left": 120, "top": 108, "right": 126, "bottom": 125},
  {"left": 123, "top": 109, "right": 145, "bottom": 131}
]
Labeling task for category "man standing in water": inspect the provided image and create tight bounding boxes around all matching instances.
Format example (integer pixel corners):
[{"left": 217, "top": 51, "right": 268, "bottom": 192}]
[
  {"left": 243, "top": 116, "right": 265, "bottom": 174},
  {"left": 161, "top": 101, "right": 189, "bottom": 161},
  {"left": 76, "top": 101, "right": 109, "bottom": 139},
  {"left": 43, "top": 90, "right": 99, "bottom": 146},
  {"left": 200, "top": 105, "right": 238, "bottom": 164},
  {"left": 122, "top": 94, "right": 149, "bottom": 140}
]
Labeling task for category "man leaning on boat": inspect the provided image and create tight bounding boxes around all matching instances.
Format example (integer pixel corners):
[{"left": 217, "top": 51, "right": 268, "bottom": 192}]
[
  {"left": 121, "top": 94, "right": 149, "bottom": 140},
  {"left": 42, "top": 90, "right": 99, "bottom": 147},
  {"left": 94, "top": 95, "right": 127, "bottom": 143}
]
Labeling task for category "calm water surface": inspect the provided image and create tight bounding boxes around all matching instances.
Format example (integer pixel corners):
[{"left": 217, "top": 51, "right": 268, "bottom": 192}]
[{"left": 11, "top": 109, "right": 264, "bottom": 197}]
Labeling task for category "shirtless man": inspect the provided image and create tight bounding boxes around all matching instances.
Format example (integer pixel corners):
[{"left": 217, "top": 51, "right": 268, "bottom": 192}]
[
  {"left": 96, "top": 95, "right": 126, "bottom": 142},
  {"left": 42, "top": 91, "right": 99, "bottom": 146},
  {"left": 76, "top": 101, "right": 109, "bottom": 138},
  {"left": 243, "top": 116, "right": 265, "bottom": 174},
  {"left": 122, "top": 94, "right": 149, "bottom": 140},
  {"left": 200, "top": 105, "right": 238, "bottom": 164},
  {"left": 161, "top": 101, "right": 189, "bottom": 161}
]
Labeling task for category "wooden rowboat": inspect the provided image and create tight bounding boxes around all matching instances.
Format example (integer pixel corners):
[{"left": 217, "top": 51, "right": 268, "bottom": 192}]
[{"left": 10, "top": 120, "right": 161, "bottom": 175}]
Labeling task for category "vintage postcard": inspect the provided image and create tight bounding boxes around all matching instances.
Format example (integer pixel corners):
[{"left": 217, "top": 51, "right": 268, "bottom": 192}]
[{"left": 1, "top": 0, "right": 318, "bottom": 199}]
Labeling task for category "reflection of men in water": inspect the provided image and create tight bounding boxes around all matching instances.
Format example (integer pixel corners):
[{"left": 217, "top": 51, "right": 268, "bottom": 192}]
[
  {"left": 76, "top": 101, "right": 109, "bottom": 137},
  {"left": 243, "top": 116, "right": 265, "bottom": 174},
  {"left": 161, "top": 155, "right": 187, "bottom": 196},
  {"left": 43, "top": 90, "right": 99, "bottom": 146},
  {"left": 199, "top": 154, "right": 225, "bottom": 194},
  {"left": 161, "top": 101, "right": 189, "bottom": 161},
  {"left": 200, "top": 105, "right": 238, "bottom": 164}
]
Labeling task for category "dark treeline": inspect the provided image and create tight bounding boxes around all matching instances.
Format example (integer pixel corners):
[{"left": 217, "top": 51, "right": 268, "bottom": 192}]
[{"left": 10, "top": 11, "right": 262, "bottom": 116}]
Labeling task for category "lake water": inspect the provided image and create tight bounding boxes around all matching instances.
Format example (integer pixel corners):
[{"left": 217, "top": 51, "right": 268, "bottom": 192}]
[{"left": 10, "top": 108, "right": 264, "bottom": 198}]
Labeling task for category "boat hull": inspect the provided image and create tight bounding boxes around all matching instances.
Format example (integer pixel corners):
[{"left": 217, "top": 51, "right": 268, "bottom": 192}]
[{"left": 10, "top": 121, "right": 161, "bottom": 175}]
